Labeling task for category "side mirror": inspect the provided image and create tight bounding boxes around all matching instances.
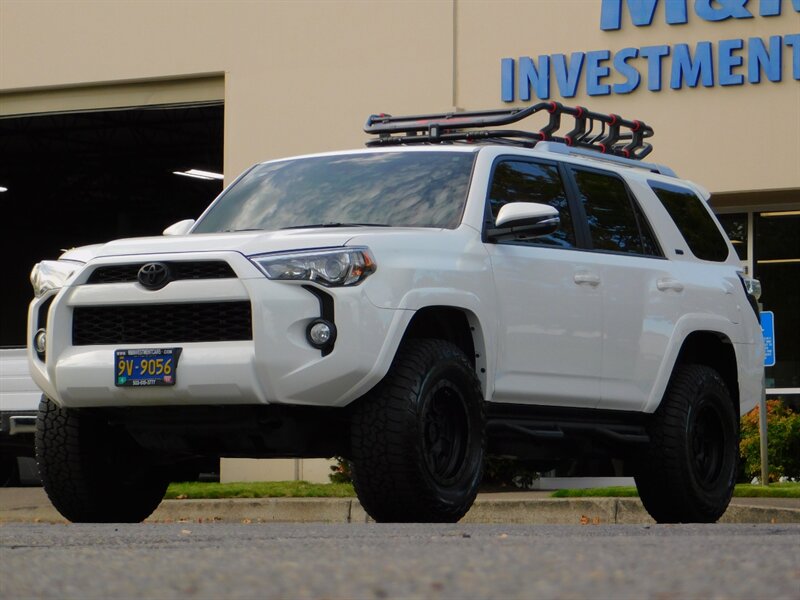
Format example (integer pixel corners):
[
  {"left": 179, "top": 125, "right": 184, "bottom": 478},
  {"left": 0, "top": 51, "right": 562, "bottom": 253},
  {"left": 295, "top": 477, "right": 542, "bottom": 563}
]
[
  {"left": 487, "top": 203, "right": 560, "bottom": 242},
  {"left": 163, "top": 219, "right": 196, "bottom": 236}
]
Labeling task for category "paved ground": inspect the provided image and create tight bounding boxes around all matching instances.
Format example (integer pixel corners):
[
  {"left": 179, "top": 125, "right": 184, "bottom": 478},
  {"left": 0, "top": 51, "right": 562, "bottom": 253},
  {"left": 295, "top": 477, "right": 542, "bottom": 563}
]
[
  {"left": 2, "top": 487, "right": 799, "bottom": 525},
  {"left": 2, "top": 522, "right": 799, "bottom": 599}
]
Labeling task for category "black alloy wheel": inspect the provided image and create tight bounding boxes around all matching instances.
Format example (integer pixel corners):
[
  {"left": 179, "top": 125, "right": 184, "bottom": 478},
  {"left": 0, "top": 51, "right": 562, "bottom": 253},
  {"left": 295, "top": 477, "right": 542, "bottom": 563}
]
[{"left": 421, "top": 381, "right": 471, "bottom": 485}]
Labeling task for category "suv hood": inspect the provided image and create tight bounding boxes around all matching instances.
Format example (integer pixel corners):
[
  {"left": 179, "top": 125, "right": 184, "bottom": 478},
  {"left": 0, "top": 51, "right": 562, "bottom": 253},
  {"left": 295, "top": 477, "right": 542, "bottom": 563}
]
[
  {"left": 76, "top": 229, "right": 372, "bottom": 262},
  {"left": 66, "top": 226, "right": 451, "bottom": 263}
]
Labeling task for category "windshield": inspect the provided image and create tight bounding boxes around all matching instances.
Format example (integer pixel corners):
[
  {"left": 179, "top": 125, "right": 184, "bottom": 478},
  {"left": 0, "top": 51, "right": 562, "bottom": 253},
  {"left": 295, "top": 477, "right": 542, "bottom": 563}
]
[{"left": 192, "top": 151, "right": 476, "bottom": 233}]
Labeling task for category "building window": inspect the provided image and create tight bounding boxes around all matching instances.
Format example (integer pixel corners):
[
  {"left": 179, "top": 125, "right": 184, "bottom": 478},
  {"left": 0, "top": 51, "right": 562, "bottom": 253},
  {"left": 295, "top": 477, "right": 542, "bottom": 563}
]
[{"left": 755, "top": 211, "right": 800, "bottom": 391}]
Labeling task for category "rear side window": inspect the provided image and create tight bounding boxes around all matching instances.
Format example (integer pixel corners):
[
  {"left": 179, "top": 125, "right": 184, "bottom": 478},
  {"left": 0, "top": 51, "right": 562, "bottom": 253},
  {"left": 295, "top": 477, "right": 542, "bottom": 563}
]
[
  {"left": 649, "top": 181, "right": 729, "bottom": 262},
  {"left": 571, "top": 168, "right": 661, "bottom": 256}
]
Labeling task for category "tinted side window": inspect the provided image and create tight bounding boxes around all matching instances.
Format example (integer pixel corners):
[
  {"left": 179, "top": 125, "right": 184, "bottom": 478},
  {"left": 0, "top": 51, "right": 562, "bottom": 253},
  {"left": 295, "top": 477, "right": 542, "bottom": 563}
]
[
  {"left": 572, "top": 168, "right": 659, "bottom": 256},
  {"left": 488, "top": 160, "right": 575, "bottom": 248},
  {"left": 649, "top": 181, "right": 730, "bottom": 262}
]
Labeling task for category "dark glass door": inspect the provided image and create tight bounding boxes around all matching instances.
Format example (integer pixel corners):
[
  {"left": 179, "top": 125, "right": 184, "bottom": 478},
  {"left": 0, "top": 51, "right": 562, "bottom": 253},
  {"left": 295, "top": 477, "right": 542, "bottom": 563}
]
[{"left": 755, "top": 211, "right": 800, "bottom": 390}]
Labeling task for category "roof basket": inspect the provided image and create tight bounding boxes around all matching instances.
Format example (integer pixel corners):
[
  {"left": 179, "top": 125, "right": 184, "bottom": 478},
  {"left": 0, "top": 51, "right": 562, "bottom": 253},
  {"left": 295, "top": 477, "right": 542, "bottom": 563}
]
[{"left": 365, "top": 102, "right": 654, "bottom": 160}]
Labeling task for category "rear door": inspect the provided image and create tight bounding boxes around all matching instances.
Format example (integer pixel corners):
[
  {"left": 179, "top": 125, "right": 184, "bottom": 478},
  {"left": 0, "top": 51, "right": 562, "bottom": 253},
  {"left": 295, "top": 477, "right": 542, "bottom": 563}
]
[{"left": 564, "top": 166, "right": 679, "bottom": 410}]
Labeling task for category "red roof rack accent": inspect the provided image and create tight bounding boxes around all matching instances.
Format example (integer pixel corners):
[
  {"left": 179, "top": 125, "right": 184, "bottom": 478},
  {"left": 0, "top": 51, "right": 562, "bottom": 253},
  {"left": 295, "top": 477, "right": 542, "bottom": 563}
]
[{"left": 364, "top": 103, "right": 654, "bottom": 159}]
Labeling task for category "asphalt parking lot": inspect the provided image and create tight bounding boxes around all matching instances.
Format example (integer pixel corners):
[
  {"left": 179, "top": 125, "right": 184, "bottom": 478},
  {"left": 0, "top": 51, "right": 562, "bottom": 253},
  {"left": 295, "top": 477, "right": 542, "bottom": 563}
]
[{"left": 2, "top": 521, "right": 799, "bottom": 599}]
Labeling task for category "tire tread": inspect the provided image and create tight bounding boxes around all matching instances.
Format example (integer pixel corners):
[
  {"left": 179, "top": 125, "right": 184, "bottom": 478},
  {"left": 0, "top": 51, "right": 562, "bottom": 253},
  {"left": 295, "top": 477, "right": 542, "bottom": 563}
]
[
  {"left": 350, "top": 339, "right": 485, "bottom": 523},
  {"left": 635, "top": 364, "right": 737, "bottom": 523}
]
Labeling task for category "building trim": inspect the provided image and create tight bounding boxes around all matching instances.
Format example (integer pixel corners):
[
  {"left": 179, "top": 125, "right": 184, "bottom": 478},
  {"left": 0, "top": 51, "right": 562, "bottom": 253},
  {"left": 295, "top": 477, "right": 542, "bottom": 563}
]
[{"left": 0, "top": 74, "right": 224, "bottom": 118}]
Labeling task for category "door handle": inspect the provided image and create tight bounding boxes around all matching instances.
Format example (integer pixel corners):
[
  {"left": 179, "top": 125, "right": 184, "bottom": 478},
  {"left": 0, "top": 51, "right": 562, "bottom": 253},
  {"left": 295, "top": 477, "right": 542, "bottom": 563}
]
[
  {"left": 657, "top": 278, "right": 684, "bottom": 292},
  {"left": 574, "top": 272, "right": 601, "bottom": 286}
]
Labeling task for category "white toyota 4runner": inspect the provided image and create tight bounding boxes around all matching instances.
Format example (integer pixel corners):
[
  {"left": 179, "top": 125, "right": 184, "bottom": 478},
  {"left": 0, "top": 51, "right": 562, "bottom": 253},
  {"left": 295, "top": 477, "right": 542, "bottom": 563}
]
[{"left": 28, "top": 104, "right": 764, "bottom": 524}]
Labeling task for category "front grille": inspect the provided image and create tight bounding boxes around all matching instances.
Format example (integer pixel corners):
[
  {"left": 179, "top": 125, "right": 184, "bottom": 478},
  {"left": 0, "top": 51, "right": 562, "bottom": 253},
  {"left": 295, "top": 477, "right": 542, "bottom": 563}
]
[
  {"left": 87, "top": 261, "right": 235, "bottom": 284},
  {"left": 72, "top": 302, "right": 252, "bottom": 345}
]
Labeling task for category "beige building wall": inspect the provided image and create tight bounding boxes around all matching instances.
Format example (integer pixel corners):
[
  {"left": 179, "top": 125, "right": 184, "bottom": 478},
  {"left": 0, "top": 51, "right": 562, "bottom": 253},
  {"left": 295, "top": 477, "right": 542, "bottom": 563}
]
[
  {"left": 220, "top": 457, "right": 335, "bottom": 484},
  {"left": 2, "top": 0, "right": 798, "bottom": 482},
  {"left": 3, "top": 1, "right": 797, "bottom": 194}
]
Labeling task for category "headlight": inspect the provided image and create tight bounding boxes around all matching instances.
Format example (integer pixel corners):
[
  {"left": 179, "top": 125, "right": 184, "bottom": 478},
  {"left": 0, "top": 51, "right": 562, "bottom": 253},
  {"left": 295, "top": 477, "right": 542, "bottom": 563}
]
[
  {"left": 30, "top": 260, "right": 79, "bottom": 297},
  {"left": 743, "top": 276, "right": 762, "bottom": 301},
  {"left": 249, "top": 247, "right": 376, "bottom": 287}
]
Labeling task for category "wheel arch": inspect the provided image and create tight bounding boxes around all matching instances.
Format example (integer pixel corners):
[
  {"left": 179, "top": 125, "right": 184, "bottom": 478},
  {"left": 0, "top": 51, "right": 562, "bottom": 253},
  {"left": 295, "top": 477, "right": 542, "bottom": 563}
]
[
  {"left": 401, "top": 305, "right": 489, "bottom": 399},
  {"left": 663, "top": 331, "right": 740, "bottom": 416}
]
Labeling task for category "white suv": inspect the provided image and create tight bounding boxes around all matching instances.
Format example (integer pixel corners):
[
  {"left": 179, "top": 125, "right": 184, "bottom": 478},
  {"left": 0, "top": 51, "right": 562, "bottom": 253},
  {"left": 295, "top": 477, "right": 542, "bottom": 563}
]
[{"left": 28, "top": 104, "right": 764, "bottom": 524}]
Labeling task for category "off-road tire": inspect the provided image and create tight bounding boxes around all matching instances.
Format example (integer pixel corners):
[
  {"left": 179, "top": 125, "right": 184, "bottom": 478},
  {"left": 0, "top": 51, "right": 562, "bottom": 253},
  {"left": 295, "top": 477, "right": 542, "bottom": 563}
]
[
  {"left": 350, "top": 339, "right": 485, "bottom": 523},
  {"left": 635, "top": 364, "right": 738, "bottom": 523},
  {"left": 35, "top": 396, "right": 168, "bottom": 523}
]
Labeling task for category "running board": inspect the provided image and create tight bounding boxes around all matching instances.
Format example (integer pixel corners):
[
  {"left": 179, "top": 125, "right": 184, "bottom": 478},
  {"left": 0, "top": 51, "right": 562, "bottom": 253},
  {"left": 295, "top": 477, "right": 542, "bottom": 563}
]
[{"left": 486, "top": 417, "right": 650, "bottom": 445}]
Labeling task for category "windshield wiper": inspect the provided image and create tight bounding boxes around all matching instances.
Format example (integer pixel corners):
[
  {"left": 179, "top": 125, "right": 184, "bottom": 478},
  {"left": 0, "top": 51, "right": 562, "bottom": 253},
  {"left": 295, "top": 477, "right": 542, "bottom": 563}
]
[
  {"left": 222, "top": 228, "right": 265, "bottom": 233},
  {"left": 280, "top": 222, "right": 392, "bottom": 230}
]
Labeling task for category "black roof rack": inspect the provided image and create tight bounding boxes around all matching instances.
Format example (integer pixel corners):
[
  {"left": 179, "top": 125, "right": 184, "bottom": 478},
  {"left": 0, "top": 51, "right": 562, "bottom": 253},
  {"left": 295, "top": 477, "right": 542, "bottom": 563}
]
[{"left": 364, "top": 102, "right": 654, "bottom": 160}]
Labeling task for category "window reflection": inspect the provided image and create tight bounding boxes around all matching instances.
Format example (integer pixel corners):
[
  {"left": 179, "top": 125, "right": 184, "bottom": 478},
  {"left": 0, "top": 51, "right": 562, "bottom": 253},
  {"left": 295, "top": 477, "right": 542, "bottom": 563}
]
[
  {"left": 194, "top": 152, "right": 475, "bottom": 233},
  {"left": 574, "top": 169, "right": 659, "bottom": 256}
]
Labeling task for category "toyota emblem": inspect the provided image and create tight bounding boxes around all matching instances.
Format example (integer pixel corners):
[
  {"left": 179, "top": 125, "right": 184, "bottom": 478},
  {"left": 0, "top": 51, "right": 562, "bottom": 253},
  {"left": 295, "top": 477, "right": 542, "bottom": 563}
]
[{"left": 138, "top": 262, "right": 171, "bottom": 290}]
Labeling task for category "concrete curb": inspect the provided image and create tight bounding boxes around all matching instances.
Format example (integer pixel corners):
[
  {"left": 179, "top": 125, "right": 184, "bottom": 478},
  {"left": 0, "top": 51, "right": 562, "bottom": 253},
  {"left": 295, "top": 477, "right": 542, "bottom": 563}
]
[
  {"left": 3, "top": 495, "right": 798, "bottom": 525},
  {"left": 152, "top": 497, "right": 800, "bottom": 525}
]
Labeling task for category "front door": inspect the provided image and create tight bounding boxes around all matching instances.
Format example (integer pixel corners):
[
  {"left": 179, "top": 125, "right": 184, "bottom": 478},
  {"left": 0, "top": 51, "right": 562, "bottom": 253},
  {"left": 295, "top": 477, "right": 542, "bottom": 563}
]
[{"left": 485, "top": 158, "right": 603, "bottom": 408}]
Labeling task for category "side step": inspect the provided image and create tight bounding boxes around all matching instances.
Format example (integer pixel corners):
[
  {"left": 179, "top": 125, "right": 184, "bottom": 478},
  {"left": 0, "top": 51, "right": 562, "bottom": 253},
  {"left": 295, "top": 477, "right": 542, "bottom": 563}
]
[
  {"left": 487, "top": 419, "right": 649, "bottom": 445},
  {"left": 485, "top": 403, "right": 651, "bottom": 447}
]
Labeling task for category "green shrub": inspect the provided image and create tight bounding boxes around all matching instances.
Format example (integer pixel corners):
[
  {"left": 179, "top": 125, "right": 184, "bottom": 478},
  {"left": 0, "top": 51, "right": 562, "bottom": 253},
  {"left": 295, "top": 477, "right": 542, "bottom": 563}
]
[
  {"left": 739, "top": 400, "right": 800, "bottom": 482},
  {"left": 329, "top": 456, "right": 353, "bottom": 483}
]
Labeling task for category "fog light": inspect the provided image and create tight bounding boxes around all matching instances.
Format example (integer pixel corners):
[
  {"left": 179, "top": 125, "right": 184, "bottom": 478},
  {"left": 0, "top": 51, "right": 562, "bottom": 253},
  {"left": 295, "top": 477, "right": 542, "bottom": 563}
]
[
  {"left": 306, "top": 319, "right": 337, "bottom": 350},
  {"left": 34, "top": 328, "right": 47, "bottom": 355}
]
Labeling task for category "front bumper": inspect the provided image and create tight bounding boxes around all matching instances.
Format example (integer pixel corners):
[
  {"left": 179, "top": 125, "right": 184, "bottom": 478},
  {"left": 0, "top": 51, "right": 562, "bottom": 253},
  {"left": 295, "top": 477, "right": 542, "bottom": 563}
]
[{"left": 28, "top": 251, "right": 410, "bottom": 409}]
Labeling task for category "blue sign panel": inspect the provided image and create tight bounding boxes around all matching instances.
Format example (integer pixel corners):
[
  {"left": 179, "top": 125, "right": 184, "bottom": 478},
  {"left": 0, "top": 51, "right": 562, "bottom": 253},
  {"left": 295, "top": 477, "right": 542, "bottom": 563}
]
[{"left": 761, "top": 310, "right": 776, "bottom": 367}]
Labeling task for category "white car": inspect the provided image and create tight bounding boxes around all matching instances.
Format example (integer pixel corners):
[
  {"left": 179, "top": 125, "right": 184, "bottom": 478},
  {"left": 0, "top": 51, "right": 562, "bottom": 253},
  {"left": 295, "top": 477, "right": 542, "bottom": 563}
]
[
  {"left": 28, "top": 104, "right": 764, "bottom": 523},
  {"left": 0, "top": 348, "right": 40, "bottom": 485}
]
